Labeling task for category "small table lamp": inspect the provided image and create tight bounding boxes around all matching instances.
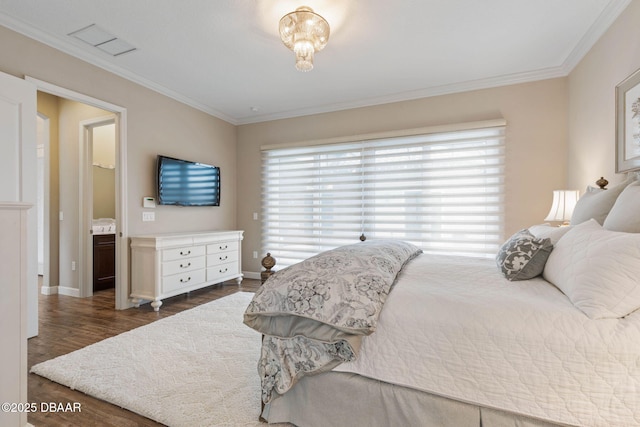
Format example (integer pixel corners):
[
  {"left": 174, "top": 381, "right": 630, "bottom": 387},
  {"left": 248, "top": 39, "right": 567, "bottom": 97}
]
[{"left": 544, "top": 190, "right": 580, "bottom": 226}]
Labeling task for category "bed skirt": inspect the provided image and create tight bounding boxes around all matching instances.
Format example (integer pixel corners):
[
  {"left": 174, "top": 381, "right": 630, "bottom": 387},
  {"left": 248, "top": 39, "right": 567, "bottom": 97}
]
[{"left": 262, "top": 371, "right": 567, "bottom": 427}]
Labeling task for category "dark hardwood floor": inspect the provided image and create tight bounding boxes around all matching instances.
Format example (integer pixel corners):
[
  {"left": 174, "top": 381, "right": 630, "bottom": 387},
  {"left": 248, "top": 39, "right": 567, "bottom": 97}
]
[{"left": 28, "top": 278, "right": 261, "bottom": 427}]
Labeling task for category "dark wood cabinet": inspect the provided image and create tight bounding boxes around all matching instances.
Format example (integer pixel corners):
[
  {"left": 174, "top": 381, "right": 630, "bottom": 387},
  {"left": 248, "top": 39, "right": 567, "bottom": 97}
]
[{"left": 93, "top": 234, "right": 115, "bottom": 292}]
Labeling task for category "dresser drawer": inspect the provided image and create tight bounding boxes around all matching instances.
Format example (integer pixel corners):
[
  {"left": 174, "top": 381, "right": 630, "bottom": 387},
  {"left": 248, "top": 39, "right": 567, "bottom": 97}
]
[
  {"left": 162, "top": 256, "right": 205, "bottom": 276},
  {"left": 207, "top": 261, "right": 239, "bottom": 282},
  {"left": 130, "top": 230, "right": 243, "bottom": 311},
  {"left": 207, "top": 250, "right": 237, "bottom": 267},
  {"left": 207, "top": 240, "right": 239, "bottom": 255},
  {"left": 162, "top": 268, "right": 206, "bottom": 293},
  {"left": 163, "top": 245, "right": 205, "bottom": 262}
]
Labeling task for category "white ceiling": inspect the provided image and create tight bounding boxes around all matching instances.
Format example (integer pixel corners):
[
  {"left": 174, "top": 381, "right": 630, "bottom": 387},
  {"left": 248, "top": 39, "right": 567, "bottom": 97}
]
[{"left": 0, "top": 0, "right": 631, "bottom": 125}]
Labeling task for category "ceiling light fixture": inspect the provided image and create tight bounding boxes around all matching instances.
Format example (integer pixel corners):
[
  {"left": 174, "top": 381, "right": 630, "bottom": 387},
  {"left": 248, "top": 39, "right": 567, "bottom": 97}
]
[{"left": 279, "top": 6, "right": 330, "bottom": 72}]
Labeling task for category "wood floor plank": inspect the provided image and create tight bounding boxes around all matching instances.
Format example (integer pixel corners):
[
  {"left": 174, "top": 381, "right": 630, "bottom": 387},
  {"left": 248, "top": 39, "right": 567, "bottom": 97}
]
[{"left": 28, "top": 279, "right": 261, "bottom": 426}]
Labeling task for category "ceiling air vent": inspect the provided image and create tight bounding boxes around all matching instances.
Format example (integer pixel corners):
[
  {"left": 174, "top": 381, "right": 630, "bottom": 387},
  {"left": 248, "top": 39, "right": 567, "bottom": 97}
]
[{"left": 68, "top": 24, "right": 136, "bottom": 57}]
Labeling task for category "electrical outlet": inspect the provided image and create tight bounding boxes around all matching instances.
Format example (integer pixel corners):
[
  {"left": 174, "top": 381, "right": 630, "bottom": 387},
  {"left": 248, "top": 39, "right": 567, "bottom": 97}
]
[
  {"left": 253, "top": 251, "right": 258, "bottom": 259},
  {"left": 253, "top": 212, "right": 258, "bottom": 220},
  {"left": 71, "top": 261, "right": 76, "bottom": 271},
  {"left": 142, "top": 211, "right": 155, "bottom": 222}
]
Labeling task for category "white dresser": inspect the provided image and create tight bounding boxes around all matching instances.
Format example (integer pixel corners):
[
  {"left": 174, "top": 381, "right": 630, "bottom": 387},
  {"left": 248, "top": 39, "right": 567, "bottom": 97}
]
[{"left": 130, "top": 230, "right": 243, "bottom": 311}]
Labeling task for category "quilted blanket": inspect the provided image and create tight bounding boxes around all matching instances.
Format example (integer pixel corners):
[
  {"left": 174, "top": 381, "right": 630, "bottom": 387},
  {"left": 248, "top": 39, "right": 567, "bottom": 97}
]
[
  {"left": 243, "top": 240, "right": 422, "bottom": 402},
  {"left": 334, "top": 254, "right": 640, "bottom": 427}
]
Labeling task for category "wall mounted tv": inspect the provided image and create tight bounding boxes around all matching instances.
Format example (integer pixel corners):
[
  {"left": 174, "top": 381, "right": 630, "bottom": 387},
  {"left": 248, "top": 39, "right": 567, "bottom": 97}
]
[{"left": 157, "top": 155, "right": 220, "bottom": 206}]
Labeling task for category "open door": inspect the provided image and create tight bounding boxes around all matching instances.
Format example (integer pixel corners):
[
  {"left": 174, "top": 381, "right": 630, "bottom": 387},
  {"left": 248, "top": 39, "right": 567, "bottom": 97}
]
[{"left": 0, "top": 70, "right": 37, "bottom": 427}]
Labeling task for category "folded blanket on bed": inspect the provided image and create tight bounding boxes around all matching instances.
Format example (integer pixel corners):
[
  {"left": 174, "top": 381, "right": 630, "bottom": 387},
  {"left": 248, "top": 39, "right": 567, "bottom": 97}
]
[{"left": 243, "top": 239, "right": 422, "bottom": 402}]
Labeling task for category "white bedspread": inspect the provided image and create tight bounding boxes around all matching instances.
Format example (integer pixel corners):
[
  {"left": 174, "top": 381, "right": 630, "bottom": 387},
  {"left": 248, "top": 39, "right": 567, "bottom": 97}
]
[{"left": 333, "top": 254, "right": 640, "bottom": 427}]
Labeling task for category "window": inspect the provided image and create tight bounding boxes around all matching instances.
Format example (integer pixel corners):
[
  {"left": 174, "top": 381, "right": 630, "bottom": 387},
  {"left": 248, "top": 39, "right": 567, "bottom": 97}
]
[{"left": 262, "top": 120, "right": 505, "bottom": 269}]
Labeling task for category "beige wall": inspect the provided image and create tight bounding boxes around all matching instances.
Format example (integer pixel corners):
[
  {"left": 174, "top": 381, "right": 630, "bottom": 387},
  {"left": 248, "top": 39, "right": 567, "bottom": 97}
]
[
  {"left": 93, "top": 166, "right": 116, "bottom": 219},
  {"left": 93, "top": 123, "right": 116, "bottom": 219},
  {"left": 238, "top": 78, "right": 569, "bottom": 272},
  {"left": 0, "top": 25, "right": 237, "bottom": 291},
  {"left": 6, "top": 0, "right": 638, "bottom": 279},
  {"left": 568, "top": 0, "right": 640, "bottom": 189},
  {"left": 0, "top": 25, "right": 237, "bottom": 237},
  {"left": 57, "top": 99, "right": 112, "bottom": 290}
]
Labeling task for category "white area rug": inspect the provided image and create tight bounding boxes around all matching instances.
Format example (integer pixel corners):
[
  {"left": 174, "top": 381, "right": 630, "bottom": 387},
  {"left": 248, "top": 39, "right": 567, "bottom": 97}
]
[{"left": 31, "top": 292, "right": 268, "bottom": 427}]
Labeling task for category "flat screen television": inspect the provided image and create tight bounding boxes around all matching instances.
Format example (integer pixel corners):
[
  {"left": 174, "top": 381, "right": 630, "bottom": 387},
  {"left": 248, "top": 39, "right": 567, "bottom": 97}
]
[{"left": 157, "top": 155, "right": 220, "bottom": 206}]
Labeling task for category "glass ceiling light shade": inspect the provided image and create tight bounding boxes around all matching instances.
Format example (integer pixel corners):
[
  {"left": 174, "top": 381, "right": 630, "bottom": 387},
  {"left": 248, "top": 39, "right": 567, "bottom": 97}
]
[
  {"left": 279, "top": 6, "right": 330, "bottom": 72},
  {"left": 544, "top": 190, "right": 580, "bottom": 225}
]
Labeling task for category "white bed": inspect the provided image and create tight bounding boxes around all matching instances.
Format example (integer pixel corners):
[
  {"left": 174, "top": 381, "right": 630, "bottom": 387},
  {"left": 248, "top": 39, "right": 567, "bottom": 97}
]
[
  {"left": 331, "top": 253, "right": 640, "bottom": 426},
  {"left": 245, "top": 176, "right": 640, "bottom": 427}
]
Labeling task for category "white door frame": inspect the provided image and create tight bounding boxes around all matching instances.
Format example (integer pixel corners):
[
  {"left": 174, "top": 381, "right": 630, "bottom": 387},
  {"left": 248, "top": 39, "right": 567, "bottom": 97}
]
[
  {"left": 26, "top": 76, "right": 131, "bottom": 310},
  {"left": 37, "top": 113, "right": 50, "bottom": 288},
  {"left": 79, "top": 116, "right": 116, "bottom": 298}
]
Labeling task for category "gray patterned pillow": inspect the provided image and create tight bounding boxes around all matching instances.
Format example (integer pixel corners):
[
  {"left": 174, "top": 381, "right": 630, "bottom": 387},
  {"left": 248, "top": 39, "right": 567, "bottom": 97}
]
[{"left": 496, "top": 229, "right": 553, "bottom": 281}]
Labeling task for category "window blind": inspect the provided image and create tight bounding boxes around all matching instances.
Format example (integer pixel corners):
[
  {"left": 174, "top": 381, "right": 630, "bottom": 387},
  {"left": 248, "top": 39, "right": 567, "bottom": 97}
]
[{"left": 262, "top": 123, "right": 505, "bottom": 269}]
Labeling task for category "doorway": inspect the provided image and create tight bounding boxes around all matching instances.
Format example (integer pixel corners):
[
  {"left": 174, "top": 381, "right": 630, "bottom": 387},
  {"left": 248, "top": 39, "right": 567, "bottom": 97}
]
[
  {"left": 80, "top": 117, "right": 117, "bottom": 298},
  {"left": 28, "top": 76, "right": 130, "bottom": 312}
]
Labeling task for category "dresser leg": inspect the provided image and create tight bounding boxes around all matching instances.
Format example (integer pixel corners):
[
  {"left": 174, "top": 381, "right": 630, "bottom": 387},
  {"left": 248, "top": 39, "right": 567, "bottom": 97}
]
[
  {"left": 151, "top": 299, "right": 163, "bottom": 312},
  {"left": 235, "top": 276, "right": 243, "bottom": 285}
]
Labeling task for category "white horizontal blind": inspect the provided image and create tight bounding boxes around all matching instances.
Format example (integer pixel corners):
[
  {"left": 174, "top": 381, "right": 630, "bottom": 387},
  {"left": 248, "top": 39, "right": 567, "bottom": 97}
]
[{"left": 262, "top": 125, "right": 505, "bottom": 269}]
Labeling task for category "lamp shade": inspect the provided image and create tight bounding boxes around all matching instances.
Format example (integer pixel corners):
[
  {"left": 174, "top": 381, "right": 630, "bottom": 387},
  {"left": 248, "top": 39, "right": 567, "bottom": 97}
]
[{"left": 544, "top": 190, "right": 580, "bottom": 223}]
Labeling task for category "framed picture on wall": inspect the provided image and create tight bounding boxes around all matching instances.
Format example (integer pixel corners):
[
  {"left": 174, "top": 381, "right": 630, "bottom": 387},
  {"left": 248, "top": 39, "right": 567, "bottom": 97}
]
[{"left": 616, "top": 67, "right": 640, "bottom": 172}]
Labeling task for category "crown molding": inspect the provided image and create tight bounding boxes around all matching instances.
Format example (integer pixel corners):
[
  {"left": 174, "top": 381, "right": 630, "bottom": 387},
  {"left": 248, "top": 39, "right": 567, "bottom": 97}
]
[
  {"left": 1, "top": 0, "right": 631, "bottom": 126},
  {"left": 0, "top": 12, "right": 238, "bottom": 125},
  {"left": 237, "top": 0, "right": 633, "bottom": 125},
  {"left": 237, "top": 66, "right": 567, "bottom": 125},
  {"left": 560, "top": 0, "right": 632, "bottom": 74}
]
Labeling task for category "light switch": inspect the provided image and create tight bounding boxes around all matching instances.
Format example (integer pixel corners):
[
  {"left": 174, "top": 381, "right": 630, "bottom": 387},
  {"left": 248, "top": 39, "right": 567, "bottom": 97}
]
[{"left": 142, "top": 211, "right": 155, "bottom": 222}]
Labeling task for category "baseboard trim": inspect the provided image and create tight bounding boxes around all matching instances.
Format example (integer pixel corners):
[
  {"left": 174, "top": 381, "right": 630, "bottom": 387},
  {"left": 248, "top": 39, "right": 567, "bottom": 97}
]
[
  {"left": 40, "top": 285, "right": 58, "bottom": 295},
  {"left": 242, "top": 271, "right": 261, "bottom": 280},
  {"left": 58, "top": 286, "right": 81, "bottom": 297}
]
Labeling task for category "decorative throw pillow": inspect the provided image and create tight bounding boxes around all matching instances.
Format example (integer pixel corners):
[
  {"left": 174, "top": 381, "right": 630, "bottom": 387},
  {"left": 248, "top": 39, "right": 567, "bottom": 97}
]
[
  {"left": 528, "top": 223, "right": 572, "bottom": 245},
  {"left": 496, "top": 229, "right": 553, "bottom": 281},
  {"left": 603, "top": 181, "right": 640, "bottom": 232},
  {"left": 543, "top": 219, "right": 640, "bottom": 319},
  {"left": 570, "top": 175, "right": 636, "bottom": 225}
]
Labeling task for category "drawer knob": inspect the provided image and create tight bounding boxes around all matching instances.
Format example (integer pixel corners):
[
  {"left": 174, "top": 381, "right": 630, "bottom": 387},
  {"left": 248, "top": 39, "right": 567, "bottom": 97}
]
[
  {"left": 180, "top": 250, "right": 191, "bottom": 256},
  {"left": 180, "top": 262, "right": 191, "bottom": 268},
  {"left": 219, "top": 267, "right": 228, "bottom": 273},
  {"left": 219, "top": 245, "right": 228, "bottom": 250},
  {"left": 219, "top": 255, "right": 228, "bottom": 261},
  {"left": 180, "top": 276, "right": 191, "bottom": 283}
]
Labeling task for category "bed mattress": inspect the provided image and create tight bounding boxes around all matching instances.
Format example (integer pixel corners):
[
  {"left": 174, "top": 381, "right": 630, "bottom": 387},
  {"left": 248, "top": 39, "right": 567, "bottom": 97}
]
[{"left": 333, "top": 254, "right": 640, "bottom": 427}]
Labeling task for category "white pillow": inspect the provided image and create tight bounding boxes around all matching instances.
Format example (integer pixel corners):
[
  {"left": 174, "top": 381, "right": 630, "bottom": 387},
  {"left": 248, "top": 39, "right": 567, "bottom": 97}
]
[
  {"left": 570, "top": 175, "right": 636, "bottom": 225},
  {"left": 528, "top": 223, "right": 572, "bottom": 245},
  {"left": 543, "top": 219, "right": 640, "bottom": 319},
  {"left": 603, "top": 181, "right": 640, "bottom": 232}
]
